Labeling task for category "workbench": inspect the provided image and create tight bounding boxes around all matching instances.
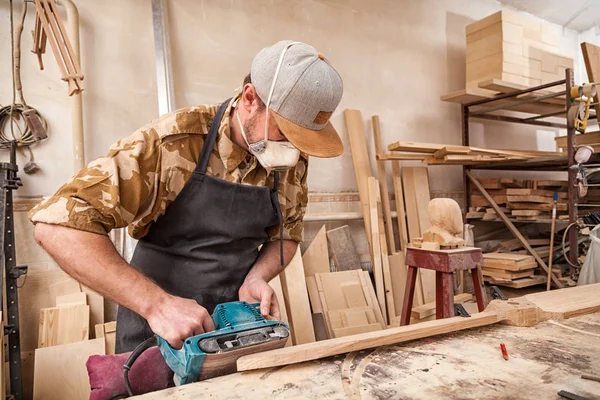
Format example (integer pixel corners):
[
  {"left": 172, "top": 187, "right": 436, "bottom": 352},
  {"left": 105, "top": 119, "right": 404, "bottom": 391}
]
[{"left": 134, "top": 312, "right": 600, "bottom": 399}]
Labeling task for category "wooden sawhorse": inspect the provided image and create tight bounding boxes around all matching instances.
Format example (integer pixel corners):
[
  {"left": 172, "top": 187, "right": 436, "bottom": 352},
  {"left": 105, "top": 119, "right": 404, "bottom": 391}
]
[{"left": 400, "top": 247, "right": 486, "bottom": 326}]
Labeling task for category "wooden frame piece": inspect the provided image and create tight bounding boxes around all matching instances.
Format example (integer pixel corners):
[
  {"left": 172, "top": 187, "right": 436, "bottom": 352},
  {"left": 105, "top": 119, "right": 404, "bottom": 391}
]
[
  {"left": 371, "top": 115, "right": 396, "bottom": 253},
  {"left": 367, "top": 177, "right": 388, "bottom": 323},
  {"left": 344, "top": 109, "right": 374, "bottom": 256},
  {"left": 237, "top": 283, "right": 600, "bottom": 371}
]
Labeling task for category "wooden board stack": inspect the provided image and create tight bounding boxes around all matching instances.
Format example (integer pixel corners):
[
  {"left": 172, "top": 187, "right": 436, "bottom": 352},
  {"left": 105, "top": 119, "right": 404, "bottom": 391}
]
[
  {"left": 382, "top": 141, "right": 562, "bottom": 166},
  {"left": 468, "top": 178, "right": 569, "bottom": 221},
  {"left": 466, "top": 10, "right": 573, "bottom": 89},
  {"left": 481, "top": 253, "right": 546, "bottom": 288}
]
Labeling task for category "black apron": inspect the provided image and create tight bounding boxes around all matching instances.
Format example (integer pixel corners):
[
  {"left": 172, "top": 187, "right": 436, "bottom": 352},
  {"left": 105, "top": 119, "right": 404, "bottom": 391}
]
[{"left": 115, "top": 99, "right": 281, "bottom": 353}]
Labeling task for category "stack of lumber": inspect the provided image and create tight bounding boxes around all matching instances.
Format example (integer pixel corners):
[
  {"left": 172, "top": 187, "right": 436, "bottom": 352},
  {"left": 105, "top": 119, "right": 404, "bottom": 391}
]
[
  {"left": 467, "top": 177, "right": 568, "bottom": 221},
  {"left": 32, "top": 283, "right": 111, "bottom": 400},
  {"left": 481, "top": 253, "right": 546, "bottom": 288},
  {"left": 381, "top": 141, "right": 562, "bottom": 166},
  {"left": 555, "top": 130, "right": 600, "bottom": 153},
  {"left": 466, "top": 10, "right": 573, "bottom": 89}
]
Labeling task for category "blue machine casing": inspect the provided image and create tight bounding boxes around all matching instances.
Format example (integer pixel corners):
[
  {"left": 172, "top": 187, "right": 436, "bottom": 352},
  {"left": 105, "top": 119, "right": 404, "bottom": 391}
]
[{"left": 158, "top": 301, "right": 288, "bottom": 385}]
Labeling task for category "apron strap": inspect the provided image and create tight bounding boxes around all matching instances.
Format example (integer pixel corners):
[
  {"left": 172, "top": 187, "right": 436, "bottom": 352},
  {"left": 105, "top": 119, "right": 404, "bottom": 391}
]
[{"left": 196, "top": 98, "right": 232, "bottom": 174}]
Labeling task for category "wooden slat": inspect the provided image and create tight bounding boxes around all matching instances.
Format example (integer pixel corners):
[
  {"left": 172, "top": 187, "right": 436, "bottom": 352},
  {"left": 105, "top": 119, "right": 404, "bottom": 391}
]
[
  {"left": 360, "top": 271, "right": 386, "bottom": 329},
  {"left": 305, "top": 276, "right": 323, "bottom": 314},
  {"left": 326, "top": 226, "right": 362, "bottom": 271},
  {"left": 344, "top": 109, "right": 373, "bottom": 255},
  {"left": 367, "top": 178, "right": 387, "bottom": 324},
  {"left": 391, "top": 162, "right": 409, "bottom": 250},
  {"left": 33, "top": 338, "right": 105, "bottom": 400},
  {"left": 238, "top": 283, "right": 600, "bottom": 371},
  {"left": 268, "top": 275, "right": 292, "bottom": 347},
  {"left": 302, "top": 225, "right": 330, "bottom": 277},
  {"left": 374, "top": 178, "right": 396, "bottom": 321},
  {"left": 411, "top": 168, "right": 435, "bottom": 304},
  {"left": 38, "top": 305, "right": 90, "bottom": 348},
  {"left": 372, "top": 115, "right": 396, "bottom": 253},
  {"left": 581, "top": 42, "right": 600, "bottom": 119},
  {"left": 467, "top": 171, "right": 563, "bottom": 289},
  {"left": 280, "top": 248, "right": 315, "bottom": 345}
]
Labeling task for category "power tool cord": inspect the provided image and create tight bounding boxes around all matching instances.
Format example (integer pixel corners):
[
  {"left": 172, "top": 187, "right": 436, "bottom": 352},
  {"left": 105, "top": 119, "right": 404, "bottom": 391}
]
[{"left": 121, "top": 335, "right": 159, "bottom": 397}]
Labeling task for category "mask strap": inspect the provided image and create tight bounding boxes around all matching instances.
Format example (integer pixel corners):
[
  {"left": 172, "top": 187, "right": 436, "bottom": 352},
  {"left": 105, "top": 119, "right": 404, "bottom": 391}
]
[{"left": 264, "top": 41, "right": 303, "bottom": 143}]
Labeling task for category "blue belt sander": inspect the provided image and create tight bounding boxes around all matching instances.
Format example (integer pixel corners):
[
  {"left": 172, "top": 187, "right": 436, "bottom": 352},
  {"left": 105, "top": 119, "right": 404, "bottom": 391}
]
[{"left": 157, "top": 301, "right": 290, "bottom": 385}]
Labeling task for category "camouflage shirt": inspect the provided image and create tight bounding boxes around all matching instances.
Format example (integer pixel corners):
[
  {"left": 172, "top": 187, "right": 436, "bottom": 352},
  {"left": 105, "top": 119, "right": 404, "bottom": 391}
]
[{"left": 29, "top": 97, "right": 308, "bottom": 243}]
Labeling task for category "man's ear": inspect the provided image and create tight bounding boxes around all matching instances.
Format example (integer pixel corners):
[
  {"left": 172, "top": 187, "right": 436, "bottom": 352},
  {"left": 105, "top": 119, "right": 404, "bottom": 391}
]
[{"left": 240, "top": 84, "right": 261, "bottom": 112}]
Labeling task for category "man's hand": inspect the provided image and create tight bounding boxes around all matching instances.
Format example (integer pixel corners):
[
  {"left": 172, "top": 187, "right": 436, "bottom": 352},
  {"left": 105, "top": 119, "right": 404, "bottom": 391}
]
[
  {"left": 239, "top": 278, "right": 281, "bottom": 320},
  {"left": 145, "top": 295, "right": 216, "bottom": 349}
]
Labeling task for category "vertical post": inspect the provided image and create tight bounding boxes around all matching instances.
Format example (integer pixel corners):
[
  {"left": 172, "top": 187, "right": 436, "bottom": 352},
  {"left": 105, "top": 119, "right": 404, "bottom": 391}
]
[
  {"left": 152, "top": 0, "right": 175, "bottom": 115},
  {"left": 566, "top": 68, "right": 579, "bottom": 275},
  {"left": 461, "top": 105, "right": 470, "bottom": 211},
  {"left": 400, "top": 266, "right": 418, "bottom": 326}
]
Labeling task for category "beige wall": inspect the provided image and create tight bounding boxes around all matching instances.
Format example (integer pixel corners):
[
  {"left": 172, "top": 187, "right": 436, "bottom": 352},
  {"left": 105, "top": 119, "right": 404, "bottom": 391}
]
[{"left": 0, "top": 0, "right": 584, "bottom": 199}]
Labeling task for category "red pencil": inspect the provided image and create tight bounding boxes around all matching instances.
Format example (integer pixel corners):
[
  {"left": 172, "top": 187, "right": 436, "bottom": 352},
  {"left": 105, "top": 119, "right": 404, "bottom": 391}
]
[{"left": 500, "top": 343, "right": 508, "bottom": 360}]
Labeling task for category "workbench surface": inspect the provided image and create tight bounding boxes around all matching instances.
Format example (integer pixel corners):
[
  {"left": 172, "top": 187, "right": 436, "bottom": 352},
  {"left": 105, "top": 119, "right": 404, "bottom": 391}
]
[{"left": 134, "top": 313, "right": 600, "bottom": 399}]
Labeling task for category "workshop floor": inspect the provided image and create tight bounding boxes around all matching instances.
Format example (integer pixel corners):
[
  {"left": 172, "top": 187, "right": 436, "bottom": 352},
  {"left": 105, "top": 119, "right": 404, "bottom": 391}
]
[{"left": 134, "top": 313, "right": 600, "bottom": 399}]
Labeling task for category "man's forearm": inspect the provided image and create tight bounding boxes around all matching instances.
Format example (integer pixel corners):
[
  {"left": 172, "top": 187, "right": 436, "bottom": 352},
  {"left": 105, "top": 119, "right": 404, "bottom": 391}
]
[
  {"left": 244, "top": 240, "right": 298, "bottom": 283},
  {"left": 33, "top": 223, "right": 167, "bottom": 319}
]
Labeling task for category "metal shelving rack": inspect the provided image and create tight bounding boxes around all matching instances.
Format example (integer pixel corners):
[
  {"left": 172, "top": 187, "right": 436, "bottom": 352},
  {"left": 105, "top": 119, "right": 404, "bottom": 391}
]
[{"left": 460, "top": 68, "right": 597, "bottom": 276}]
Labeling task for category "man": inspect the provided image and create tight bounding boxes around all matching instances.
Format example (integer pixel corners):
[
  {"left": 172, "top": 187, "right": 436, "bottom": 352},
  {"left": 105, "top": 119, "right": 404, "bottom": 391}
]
[{"left": 29, "top": 40, "right": 344, "bottom": 353}]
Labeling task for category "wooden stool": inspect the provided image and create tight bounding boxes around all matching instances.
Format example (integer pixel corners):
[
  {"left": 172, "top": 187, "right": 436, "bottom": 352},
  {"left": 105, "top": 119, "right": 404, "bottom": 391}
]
[{"left": 400, "top": 247, "right": 486, "bottom": 326}]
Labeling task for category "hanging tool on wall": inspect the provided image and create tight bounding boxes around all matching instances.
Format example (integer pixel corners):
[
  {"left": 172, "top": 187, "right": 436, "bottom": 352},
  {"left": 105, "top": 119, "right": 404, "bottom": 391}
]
[
  {"left": 32, "top": 0, "right": 84, "bottom": 95},
  {"left": 2, "top": 0, "right": 47, "bottom": 175},
  {"left": 568, "top": 83, "right": 596, "bottom": 134}
]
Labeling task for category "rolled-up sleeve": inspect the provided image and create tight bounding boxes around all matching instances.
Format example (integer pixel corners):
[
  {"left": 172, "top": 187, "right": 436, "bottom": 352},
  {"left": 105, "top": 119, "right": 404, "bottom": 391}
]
[
  {"left": 29, "top": 126, "right": 161, "bottom": 235},
  {"left": 267, "top": 156, "right": 309, "bottom": 244}
]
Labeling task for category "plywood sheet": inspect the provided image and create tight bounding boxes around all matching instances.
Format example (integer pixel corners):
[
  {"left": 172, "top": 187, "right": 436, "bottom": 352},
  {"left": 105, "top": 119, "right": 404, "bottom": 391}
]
[
  {"left": 326, "top": 226, "right": 362, "bottom": 271},
  {"left": 38, "top": 305, "right": 90, "bottom": 348},
  {"left": 33, "top": 338, "right": 105, "bottom": 400}
]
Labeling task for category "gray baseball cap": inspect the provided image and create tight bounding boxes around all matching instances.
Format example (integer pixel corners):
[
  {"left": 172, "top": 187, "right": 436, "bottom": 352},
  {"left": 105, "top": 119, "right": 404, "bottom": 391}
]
[{"left": 251, "top": 40, "right": 344, "bottom": 158}]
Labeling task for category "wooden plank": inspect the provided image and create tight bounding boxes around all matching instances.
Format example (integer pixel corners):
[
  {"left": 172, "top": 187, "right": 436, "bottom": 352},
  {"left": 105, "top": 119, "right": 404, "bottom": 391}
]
[
  {"left": 388, "top": 253, "right": 409, "bottom": 317},
  {"left": 484, "top": 275, "right": 547, "bottom": 288},
  {"left": 467, "top": 171, "right": 562, "bottom": 288},
  {"left": 412, "top": 168, "right": 435, "bottom": 304},
  {"left": 477, "top": 178, "right": 502, "bottom": 189},
  {"left": 482, "top": 268, "right": 534, "bottom": 280},
  {"left": 367, "top": 177, "right": 387, "bottom": 323},
  {"left": 239, "top": 312, "right": 499, "bottom": 371},
  {"left": 81, "top": 285, "right": 104, "bottom": 340},
  {"left": 376, "top": 185, "right": 396, "bottom": 321},
  {"left": 402, "top": 168, "right": 421, "bottom": 242},
  {"left": 581, "top": 42, "right": 600, "bottom": 120},
  {"left": 371, "top": 115, "right": 396, "bottom": 253},
  {"left": 268, "top": 274, "right": 291, "bottom": 347},
  {"left": 38, "top": 305, "right": 90, "bottom": 348},
  {"left": 507, "top": 202, "right": 567, "bottom": 211},
  {"left": 238, "top": 283, "right": 600, "bottom": 371},
  {"left": 344, "top": 109, "right": 373, "bottom": 255},
  {"left": 411, "top": 294, "right": 472, "bottom": 320},
  {"left": 506, "top": 188, "right": 555, "bottom": 197},
  {"left": 511, "top": 210, "right": 542, "bottom": 217},
  {"left": 305, "top": 276, "right": 323, "bottom": 314},
  {"left": 391, "top": 161, "right": 409, "bottom": 250},
  {"left": 326, "top": 226, "right": 362, "bottom": 271},
  {"left": 302, "top": 225, "right": 330, "bottom": 277},
  {"left": 33, "top": 338, "right": 105, "bottom": 400},
  {"left": 94, "top": 321, "right": 116, "bottom": 355},
  {"left": 280, "top": 247, "right": 315, "bottom": 345},
  {"left": 506, "top": 195, "right": 552, "bottom": 204},
  {"left": 555, "top": 131, "right": 600, "bottom": 149},
  {"left": 55, "top": 292, "right": 87, "bottom": 308}
]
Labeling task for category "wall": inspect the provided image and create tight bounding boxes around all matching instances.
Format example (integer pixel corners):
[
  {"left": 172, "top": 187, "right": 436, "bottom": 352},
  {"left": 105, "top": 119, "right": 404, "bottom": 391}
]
[{"left": 0, "top": 0, "right": 585, "bottom": 199}]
